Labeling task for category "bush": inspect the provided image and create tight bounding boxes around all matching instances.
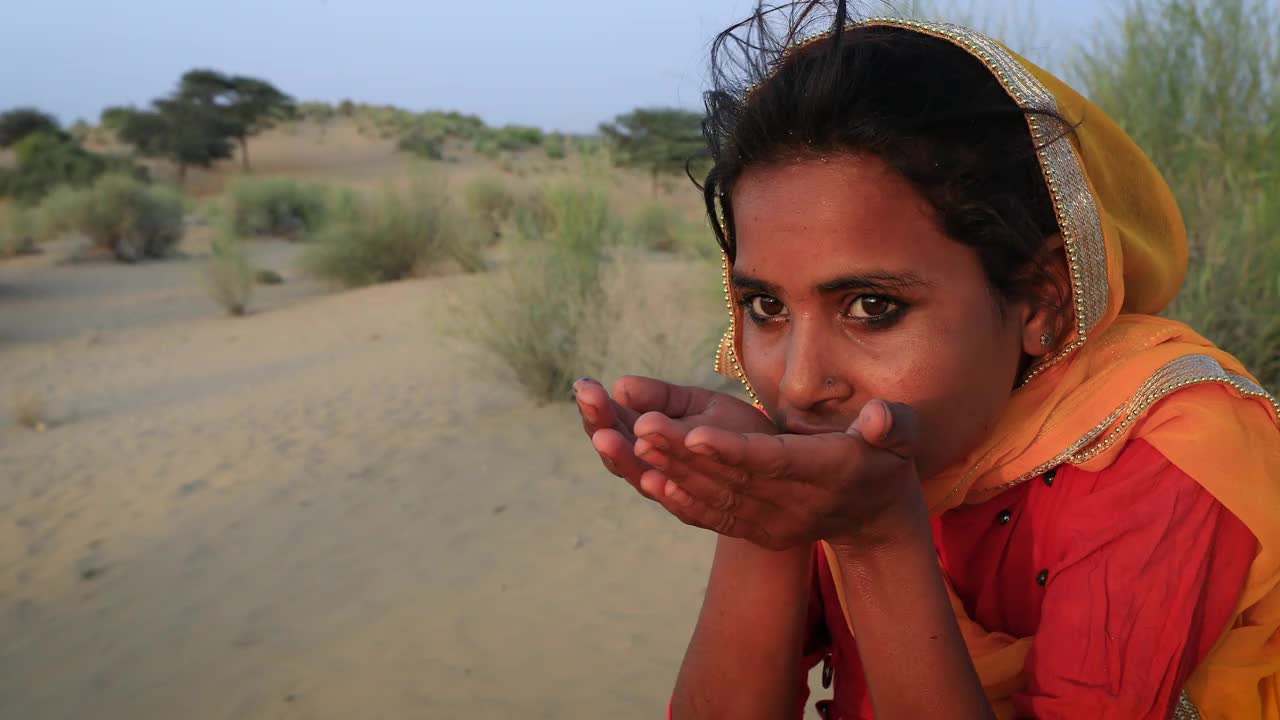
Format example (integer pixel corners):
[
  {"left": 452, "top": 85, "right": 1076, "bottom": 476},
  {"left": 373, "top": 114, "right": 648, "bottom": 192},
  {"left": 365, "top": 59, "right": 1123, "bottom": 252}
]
[
  {"left": 455, "top": 184, "right": 622, "bottom": 402},
  {"left": 0, "top": 204, "right": 35, "bottom": 257},
  {"left": 493, "top": 125, "right": 544, "bottom": 151},
  {"left": 1076, "top": 0, "right": 1280, "bottom": 389},
  {"left": 224, "top": 177, "right": 330, "bottom": 239},
  {"left": 33, "top": 184, "right": 86, "bottom": 241},
  {"left": 1, "top": 132, "right": 145, "bottom": 205},
  {"left": 397, "top": 128, "right": 444, "bottom": 160},
  {"left": 302, "top": 177, "right": 486, "bottom": 287},
  {"left": 203, "top": 228, "right": 255, "bottom": 316},
  {"left": 0, "top": 108, "right": 63, "bottom": 148},
  {"left": 544, "top": 133, "right": 567, "bottom": 160},
  {"left": 254, "top": 268, "right": 284, "bottom": 285},
  {"left": 627, "top": 203, "right": 684, "bottom": 252},
  {"left": 34, "top": 174, "right": 184, "bottom": 261},
  {"left": 463, "top": 176, "right": 515, "bottom": 233}
]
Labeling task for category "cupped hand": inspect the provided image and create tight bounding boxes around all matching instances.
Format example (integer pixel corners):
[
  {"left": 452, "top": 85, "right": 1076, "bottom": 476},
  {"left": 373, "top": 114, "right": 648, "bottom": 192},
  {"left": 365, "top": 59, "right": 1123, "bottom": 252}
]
[
  {"left": 573, "top": 376, "right": 776, "bottom": 503},
  {"left": 631, "top": 399, "right": 924, "bottom": 551}
]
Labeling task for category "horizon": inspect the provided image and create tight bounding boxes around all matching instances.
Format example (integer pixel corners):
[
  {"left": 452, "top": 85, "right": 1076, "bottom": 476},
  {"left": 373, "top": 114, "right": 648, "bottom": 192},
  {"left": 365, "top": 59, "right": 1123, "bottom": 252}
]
[{"left": 5, "top": 1, "right": 1109, "bottom": 133}]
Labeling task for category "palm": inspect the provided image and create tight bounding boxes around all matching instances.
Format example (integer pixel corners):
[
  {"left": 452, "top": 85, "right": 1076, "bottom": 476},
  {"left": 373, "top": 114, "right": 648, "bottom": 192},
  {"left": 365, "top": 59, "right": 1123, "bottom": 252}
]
[{"left": 574, "top": 376, "right": 774, "bottom": 498}]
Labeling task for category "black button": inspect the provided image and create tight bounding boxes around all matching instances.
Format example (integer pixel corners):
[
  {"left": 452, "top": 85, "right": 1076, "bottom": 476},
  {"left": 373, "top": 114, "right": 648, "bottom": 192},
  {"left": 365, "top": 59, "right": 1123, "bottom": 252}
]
[
  {"left": 821, "top": 653, "right": 833, "bottom": 689},
  {"left": 1036, "top": 569, "right": 1049, "bottom": 586},
  {"left": 1044, "top": 468, "right": 1057, "bottom": 486},
  {"left": 997, "top": 509, "right": 1012, "bottom": 525}
]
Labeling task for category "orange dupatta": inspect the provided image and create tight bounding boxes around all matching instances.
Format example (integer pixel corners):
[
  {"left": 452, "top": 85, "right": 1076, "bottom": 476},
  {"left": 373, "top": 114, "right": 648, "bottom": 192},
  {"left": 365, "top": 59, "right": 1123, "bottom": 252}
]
[{"left": 712, "top": 19, "right": 1280, "bottom": 718}]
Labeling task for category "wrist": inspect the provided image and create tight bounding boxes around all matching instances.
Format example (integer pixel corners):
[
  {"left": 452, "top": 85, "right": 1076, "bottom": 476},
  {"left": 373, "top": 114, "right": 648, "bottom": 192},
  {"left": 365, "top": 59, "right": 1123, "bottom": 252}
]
[{"left": 825, "top": 477, "right": 930, "bottom": 559}]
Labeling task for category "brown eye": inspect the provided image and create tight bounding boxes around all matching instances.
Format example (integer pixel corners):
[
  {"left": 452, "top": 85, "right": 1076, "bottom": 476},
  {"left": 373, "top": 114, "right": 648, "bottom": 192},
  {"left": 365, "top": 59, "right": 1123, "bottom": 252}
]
[
  {"left": 749, "top": 295, "right": 788, "bottom": 318},
  {"left": 847, "top": 296, "right": 897, "bottom": 319}
]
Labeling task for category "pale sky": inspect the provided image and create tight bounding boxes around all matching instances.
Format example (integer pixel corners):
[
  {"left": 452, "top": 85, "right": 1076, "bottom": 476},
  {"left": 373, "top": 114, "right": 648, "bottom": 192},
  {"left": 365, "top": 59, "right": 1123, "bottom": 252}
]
[{"left": 2, "top": 0, "right": 1111, "bottom": 132}]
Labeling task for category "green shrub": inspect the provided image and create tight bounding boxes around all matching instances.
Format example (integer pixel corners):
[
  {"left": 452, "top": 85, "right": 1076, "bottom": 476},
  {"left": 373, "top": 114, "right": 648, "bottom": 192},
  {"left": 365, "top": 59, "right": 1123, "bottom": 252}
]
[
  {"left": 493, "top": 125, "right": 544, "bottom": 151},
  {"left": 254, "top": 268, "right": 284, "bottom": 285},
  {"left": 474, "top": 136, "right": 501, "bottom": 159},
  {"left": 397, "top": 128, "right": 444, "bottom": 160},
  {"left": 1076, "top": 0, "right": 1280, "bottom": 389},
  {"left": 34, "top": 174, "right": 183, "bottom": 261},
  {"left": 224, "top": 177, "right": 330, "bottom": 239},
  {"left": 544, "top": 133, "right": 567, "bottom": 160},
  {"left": 0, "top": 204, "right": 35, "bottom": 257},
  {"left": 463, "top": 176, "right": 515, "bottom": 233},
  {"left": 0, "top": 108, "right": 63, "bottom": 148},
  {"left": 1, "top": 132, "right": 145, "bottom": 205},
  {"left": 32, "top": 185, "right": 83, "bottom": 241},
  {"left": 627, "top": 203, "right": 684, "bottom": 252},
  {"left": 203, "top": 228, "right": 254, "bottom": 316},
  {"left": 455, "top": 183, "right": 621, "bottom": 402},
  {"left": 302, "top": 178, "right": 485, "bottom": 287}
]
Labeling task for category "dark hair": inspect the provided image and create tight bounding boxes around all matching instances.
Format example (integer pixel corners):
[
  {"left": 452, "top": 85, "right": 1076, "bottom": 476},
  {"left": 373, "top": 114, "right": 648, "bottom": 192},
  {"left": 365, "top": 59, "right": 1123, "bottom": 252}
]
[{"left": 699, "top": 1, "right": 1067, "bottom": 306}]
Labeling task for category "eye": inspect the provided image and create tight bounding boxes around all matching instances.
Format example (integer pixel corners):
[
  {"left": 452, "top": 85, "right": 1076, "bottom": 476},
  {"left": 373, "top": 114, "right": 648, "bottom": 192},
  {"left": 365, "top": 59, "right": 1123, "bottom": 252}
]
[
  {"left": 749, "top": 295, "right": 788, "bottom": 318},
  {"left": 846, "top": 295, "right": 898, "bottom": 320}
]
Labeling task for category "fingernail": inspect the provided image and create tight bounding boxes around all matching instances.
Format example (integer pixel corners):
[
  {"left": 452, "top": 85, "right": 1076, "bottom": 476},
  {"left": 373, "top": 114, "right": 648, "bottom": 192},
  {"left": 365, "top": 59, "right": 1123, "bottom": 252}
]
[
  {"left": 687, "top": 444, "right": 719, "bottom": 461},
  {"left": 665, "top": 481, "right": 692, "bottom": 506},
  {"left": 644, "top": 434, "right": 669, "bottom": 451},
  {"left": 640, "top": 447, "right": 668, "bottom": 469}
]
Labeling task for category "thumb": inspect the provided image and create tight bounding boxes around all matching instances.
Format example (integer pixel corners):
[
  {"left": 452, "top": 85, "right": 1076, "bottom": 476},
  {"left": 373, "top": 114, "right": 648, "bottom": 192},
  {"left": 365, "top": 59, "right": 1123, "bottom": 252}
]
[{"left": 847, "top": 400, "right": 918, "bottom": 459}]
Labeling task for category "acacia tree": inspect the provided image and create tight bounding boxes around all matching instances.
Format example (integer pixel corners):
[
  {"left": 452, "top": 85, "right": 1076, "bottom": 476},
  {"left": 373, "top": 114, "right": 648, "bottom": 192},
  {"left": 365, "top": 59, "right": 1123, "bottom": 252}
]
[
  {"left": 113, "top": 98, "right": 234, "bottom": 185},
  {"left": 599, "top": 108, "right": 706, "bottom": 192},
  {"left": 223, "top": 75, "right": 295, "bottom": 172}
]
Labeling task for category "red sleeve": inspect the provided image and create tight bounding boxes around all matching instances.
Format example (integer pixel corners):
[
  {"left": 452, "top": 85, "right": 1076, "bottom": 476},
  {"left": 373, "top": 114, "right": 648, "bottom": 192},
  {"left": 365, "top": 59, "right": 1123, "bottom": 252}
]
[{"left": 1014, "top": 440, "right": 1257, "bottom": 719}]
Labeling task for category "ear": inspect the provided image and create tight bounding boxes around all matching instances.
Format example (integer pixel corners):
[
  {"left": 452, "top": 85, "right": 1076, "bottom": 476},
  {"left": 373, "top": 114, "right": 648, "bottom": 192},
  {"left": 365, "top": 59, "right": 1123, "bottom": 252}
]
[{"left": 1020, "top": 234, "right": 1071, "bottom": 358}]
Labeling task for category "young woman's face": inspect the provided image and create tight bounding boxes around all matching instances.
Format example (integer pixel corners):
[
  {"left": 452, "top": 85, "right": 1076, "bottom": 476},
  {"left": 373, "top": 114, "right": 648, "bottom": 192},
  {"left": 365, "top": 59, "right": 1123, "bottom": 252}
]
[{"left": 732, "top": 155, "right": 1043, "bottom": 480}]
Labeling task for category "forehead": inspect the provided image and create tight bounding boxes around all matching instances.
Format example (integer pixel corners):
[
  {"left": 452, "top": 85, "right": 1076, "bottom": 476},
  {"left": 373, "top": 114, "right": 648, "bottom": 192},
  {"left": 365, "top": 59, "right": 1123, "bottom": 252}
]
[{"left": 731, "top": 155, "right": 964, "bottom": 281}]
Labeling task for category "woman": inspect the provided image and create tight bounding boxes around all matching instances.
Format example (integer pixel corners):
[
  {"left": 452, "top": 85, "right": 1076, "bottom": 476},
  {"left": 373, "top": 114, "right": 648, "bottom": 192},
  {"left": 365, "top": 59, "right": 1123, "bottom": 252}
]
[{"left": 573, "top": 3, "right": 1280, "bottom": 718}]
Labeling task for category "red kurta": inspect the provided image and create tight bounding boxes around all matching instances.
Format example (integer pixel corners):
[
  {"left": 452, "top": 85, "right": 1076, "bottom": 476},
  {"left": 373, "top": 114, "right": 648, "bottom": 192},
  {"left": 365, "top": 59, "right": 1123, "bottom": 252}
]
[{"left": 805, "top": 439, "right": 1258, "bottom": 719}]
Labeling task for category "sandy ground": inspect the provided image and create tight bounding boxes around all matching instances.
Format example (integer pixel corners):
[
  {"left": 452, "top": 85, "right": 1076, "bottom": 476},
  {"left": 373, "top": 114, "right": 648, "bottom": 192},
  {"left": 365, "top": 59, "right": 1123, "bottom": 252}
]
[{"left": 0, "top": 235, "right": 747, "bottom": 719}]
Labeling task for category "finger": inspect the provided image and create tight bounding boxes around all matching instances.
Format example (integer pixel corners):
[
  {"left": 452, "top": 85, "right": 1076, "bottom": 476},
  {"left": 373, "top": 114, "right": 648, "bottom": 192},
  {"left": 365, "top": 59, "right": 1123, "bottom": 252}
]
[
  {"left": 848, "top": 399, "right": 919, "bottom": 459},
  {"left": 646, "top": 471, "right": 777, "bottom": 546},
  {"left": 683, "top": 426, "right": 792, "bottom": 479},
  {"left": 614, "top": 376, "right": 719, "bottom": 420},
  {"left": 592, "top": 428, "right": 651, "bottom": 495},
  {"left": 640, "top": 445, "right": 788, "bottom": 530},
  {"left": 574, "top": 378, "right": 639, "bottom": 438},
  {"left": 632, "top": 412, "right": 700, "bottom": 461}
]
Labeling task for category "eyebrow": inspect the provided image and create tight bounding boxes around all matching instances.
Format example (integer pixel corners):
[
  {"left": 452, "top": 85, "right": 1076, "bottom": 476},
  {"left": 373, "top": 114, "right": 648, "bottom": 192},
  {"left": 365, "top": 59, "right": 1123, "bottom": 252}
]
[{"left": 731, "top": 270, "right": 932, "bottom": 295}]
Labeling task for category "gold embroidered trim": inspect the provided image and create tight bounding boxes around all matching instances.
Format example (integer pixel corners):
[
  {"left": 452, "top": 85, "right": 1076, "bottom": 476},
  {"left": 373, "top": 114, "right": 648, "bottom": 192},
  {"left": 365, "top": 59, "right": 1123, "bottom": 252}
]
[
  {"left": 967, "top": 354, "right": 1280, "bottom": 501},
  {"left": 1173, "top": 691, "right": 1201, "bottom": 720},
  {"left": 726, "top": 18, "right": 1113, "bottom": 391}
]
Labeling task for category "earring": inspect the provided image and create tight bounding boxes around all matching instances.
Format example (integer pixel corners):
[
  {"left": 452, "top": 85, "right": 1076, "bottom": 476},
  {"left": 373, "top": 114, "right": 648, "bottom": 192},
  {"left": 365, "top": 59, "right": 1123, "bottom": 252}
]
[{"left": 1040, "top": 333, "right": 1054, "bottom": 348}]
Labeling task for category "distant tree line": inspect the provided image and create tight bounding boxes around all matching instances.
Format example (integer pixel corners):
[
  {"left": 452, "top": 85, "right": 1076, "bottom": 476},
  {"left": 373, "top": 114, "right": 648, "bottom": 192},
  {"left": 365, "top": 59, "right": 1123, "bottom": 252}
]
[
  {"left": 105, "top": 69, "right": 295, "bottom": 181},
  {"left": 0, "top": 70, "right": 293, "bottom": 205}
]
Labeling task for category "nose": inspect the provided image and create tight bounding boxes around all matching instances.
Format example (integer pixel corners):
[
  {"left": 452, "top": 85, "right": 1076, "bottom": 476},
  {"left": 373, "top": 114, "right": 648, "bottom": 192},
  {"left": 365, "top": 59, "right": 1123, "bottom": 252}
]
[{"left": 777, "top": 315, "right": 851, "bottom": 412}]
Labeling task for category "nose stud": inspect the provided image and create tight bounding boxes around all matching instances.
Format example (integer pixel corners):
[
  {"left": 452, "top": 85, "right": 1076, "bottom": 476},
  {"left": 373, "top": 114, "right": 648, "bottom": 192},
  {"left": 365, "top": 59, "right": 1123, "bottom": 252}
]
[{"left": 1040, "top": 333, "right": 1054, "bottom": 348}]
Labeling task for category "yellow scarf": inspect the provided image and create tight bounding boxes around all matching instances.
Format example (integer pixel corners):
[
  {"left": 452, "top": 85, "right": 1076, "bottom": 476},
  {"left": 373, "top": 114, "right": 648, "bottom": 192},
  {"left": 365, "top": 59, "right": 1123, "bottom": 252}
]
[{"left": 713, "top": 19, "right": 1280, "bottom": 718}]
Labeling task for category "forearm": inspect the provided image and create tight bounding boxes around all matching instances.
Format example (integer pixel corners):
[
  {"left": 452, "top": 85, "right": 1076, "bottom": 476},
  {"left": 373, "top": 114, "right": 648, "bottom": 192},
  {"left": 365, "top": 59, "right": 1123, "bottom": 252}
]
[
  {"left": 829, "top": 496, "right": 993, "bottom": 720},
  {"left": 671, "top": 536, "right": 813, "bottom": 720}
]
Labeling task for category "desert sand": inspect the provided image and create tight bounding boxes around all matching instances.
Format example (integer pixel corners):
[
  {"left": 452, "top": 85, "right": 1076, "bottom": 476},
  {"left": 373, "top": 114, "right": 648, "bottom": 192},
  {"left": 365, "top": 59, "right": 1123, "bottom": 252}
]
[
  {"left": 0, "top": 235, "right": 730, "bottom": 719},
  {"left": 0, "top": 118, "right": 832, "bottom": 719}
]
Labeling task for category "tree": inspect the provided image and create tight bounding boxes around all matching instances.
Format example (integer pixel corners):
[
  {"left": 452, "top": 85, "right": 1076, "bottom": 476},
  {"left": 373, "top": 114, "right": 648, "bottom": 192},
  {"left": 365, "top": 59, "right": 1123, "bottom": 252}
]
[
  {"left": 599, "top": 108, "right": 706, "bottom": 192},
  {"left": 0, "top": 108, "right": 65, "bottom": 148},
  {"left": 223, "top": 76, "right": 295, "bottom": 172},
  {"left": 171, "top": 69, "right": 294, "bottom": 172},
  {"left": 115, "top": 99, "right": 234, "bottom": 185}
]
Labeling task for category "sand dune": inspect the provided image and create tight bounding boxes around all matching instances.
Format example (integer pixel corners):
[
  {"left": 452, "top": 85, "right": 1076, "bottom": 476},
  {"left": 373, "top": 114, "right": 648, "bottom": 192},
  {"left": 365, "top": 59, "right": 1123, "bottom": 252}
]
[{"left": 0, "top": 242, "right": 726, "bottom": 719}]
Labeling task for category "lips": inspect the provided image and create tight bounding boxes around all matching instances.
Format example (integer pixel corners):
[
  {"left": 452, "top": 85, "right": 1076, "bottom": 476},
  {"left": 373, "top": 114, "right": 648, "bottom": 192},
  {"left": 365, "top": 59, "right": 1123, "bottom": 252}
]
[{"left": 782, "top": 419, "right": 853, "bottom": 436}]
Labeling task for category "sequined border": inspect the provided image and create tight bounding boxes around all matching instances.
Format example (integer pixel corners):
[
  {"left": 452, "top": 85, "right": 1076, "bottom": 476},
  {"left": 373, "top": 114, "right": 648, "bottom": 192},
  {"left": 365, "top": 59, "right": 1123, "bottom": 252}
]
[
  {"left": 1173, "top": 691, "right": 1202, "bottom": 720},
  {"left": 967, "top": 354, "right": 1280, "bottom": 502},
  {"left": 717, "top": 18, "right": 1113, "bottom": 395}
]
